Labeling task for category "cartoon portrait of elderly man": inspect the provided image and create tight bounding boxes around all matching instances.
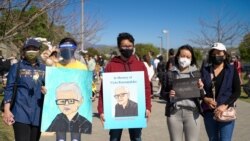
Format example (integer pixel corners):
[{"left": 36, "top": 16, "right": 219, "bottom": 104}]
[
  {"left": 46, "top": 82, "right": 91, "bottom": 140},
  {"left": 114, "top": 86, "right": 138, "bottom": 117}
]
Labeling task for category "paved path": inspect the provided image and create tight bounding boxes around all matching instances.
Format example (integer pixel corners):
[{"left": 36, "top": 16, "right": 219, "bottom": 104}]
[{"left": 40, "top": 79, "right": 250, "bottom": 141}]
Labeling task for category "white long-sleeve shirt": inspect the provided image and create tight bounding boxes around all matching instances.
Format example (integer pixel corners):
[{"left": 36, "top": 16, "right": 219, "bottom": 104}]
[{"left": 143, "top": 62, "right": 155, "bottom": 82}]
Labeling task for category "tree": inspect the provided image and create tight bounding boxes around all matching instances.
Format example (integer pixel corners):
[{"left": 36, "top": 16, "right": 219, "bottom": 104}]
[
  {"left": 191, "top": 11, "right": 246, "bottom": 47},
  {"left": 86, "top": 47, "right": 99, "bottom": 57},
  {"left": 239, "top": 33, "right": 250, "bottom": 62},
  {"left": 0, "top": 0, "right": 103, "bottom": 49},
  {"left": 135, "top": 43, "right": 160, "bottom": 59},
  {"left": 0, "top": 0, "right": 63, "bottom": 41},
  {"left": 193, "top": 48, "right": 203, "bottom": 62}
]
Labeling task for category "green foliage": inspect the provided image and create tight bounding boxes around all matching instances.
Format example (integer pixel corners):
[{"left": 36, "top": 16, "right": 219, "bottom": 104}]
[
  {"left": 193, "top": 48, "right": 203, "bottom": 62},
  {"left": 135, "top": 43, "right": 160, "bottom": 59},
  {"left": 86, "top": 47, "right": 100, "bottom": 57},
  {"left": 239, "top": 33, "right": 250, "bottom": 62},
  {"left": 0, "top": 6, "right": 69, "bottom": 47}
]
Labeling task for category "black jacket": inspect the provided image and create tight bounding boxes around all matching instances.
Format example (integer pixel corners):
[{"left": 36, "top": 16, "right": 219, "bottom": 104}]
[
  {"left": 47, "top": 113, "right": 92, "bottom": 134},
  {"left": 160, "top": 67, "right": 203, "bottom": 117},
  {"left": 115, "top": 99, "right": 138, "bottom": 117}
]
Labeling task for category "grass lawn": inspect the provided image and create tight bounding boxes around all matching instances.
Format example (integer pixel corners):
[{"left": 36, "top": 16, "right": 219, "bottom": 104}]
[
  {"left": 239, "top": 72, "right": 250, "bottom": 103},
  {"left": 0, "top": 95, "right": 14, "bottom": 141}
]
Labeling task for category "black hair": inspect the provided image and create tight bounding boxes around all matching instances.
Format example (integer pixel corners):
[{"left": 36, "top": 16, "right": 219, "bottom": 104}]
[
  {"left": 175, "top": 44, "right": 197, "bottom": 66},
  {"left": 59, "top": 37, "right": 77, "bottom": 46},
  {"left": 117, "top": 32, "right": 134, "bottom": 48},
  {"left": 208, "top": 49, "right": 230, "bottom": 64},
  {"left": 236, "top": 55, "right": 240, "bottom": 60},
  {"left": 169, "top": 48, "right": 175, "bottom": 56},
  {"left": 142, "top": 54, "right": 147, "bottom": 62},
  {"left": 150, "top": 51, "right": 155, "bottom": 56},
  {"left": 158, "top": 55, "right": 163, "bottom": 61}
]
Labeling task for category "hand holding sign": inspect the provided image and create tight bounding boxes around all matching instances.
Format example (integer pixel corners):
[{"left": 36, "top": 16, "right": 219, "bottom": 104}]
[{"left": 172, "top": 71, "right": 201, "bottom": 99}]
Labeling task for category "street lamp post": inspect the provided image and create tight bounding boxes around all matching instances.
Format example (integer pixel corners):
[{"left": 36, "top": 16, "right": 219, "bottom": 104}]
[
  {"left": 158, "top": 36, "right": 163, "bottom": 54},
  {"left": 162, "top": 29, "right": 169, "bottom": 61},
  {"left": 81, "top": 0, "right": 84, "bottom": 51}
]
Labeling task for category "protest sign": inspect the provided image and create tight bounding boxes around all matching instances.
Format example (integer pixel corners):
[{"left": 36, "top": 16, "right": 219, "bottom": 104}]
[
  {"left": 41, "top": 67, "right": 92, "bottom": 134},
  {"left": 173, "top": 71, "right": 201, "bottom": 99},
  {"left": 103, "top": 71, "right": 146, "bottom": 129}
]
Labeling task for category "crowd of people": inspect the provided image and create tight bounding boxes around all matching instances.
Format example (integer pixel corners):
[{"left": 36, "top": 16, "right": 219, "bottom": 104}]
[{"left": 0, "top": 32, "right": 247, "bottom": 141}]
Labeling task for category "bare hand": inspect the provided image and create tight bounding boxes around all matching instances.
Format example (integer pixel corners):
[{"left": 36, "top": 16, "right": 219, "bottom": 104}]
[
  {"left": 2, "top": 110, "right": 15, "bottom": 125},
  {"left": 169, "top": 90, "right": 175, "bottom": 97},
  {"left": 99, "top": 113, "right": 105, "bottom": 127},
  {"left": 146, "top": 109, "right": 151, "bottom": 122},
  {"left": 41, "top": 86, "right": 47, "bottom": 95},
  {"left": 214, "top": 104, "right": 228, "bottom": 118},
  {"left": 204, "top": 97, "right": 217, "bottom": 109},
  {"left": 197, "top": 79, "right": 204, "bottom": 89}
]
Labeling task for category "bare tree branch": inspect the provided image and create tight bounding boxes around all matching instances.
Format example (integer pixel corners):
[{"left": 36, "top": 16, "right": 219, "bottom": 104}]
[
  {"left": 0, "top": 0, "right": 56, "bottom": 41},
  {"left": 190, "top": 10, "right": 246, "bottom": 47},
  {"left": 18, "top": 0, "right": 32, "bottom": 20},
  {"left": 0, "top": 0, "right": 104, "bottom": 47},
  {"left": 2, "top": 0, "right": 11, "bottom": 36}
]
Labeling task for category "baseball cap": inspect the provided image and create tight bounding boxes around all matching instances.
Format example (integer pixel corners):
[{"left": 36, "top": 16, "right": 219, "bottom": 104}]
[
  {"left": 24, "top": 38, "right": 41, "bottom": 49},
  {"left": 211, "top": 42, "right": 226, "bottom": 51}
]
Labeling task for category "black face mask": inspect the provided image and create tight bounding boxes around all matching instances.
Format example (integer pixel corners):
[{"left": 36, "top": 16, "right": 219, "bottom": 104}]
[
  {"left": 211, "top": 56, "right": 225, "bottom": 65},
  {"left": 119, "top": 49, "right": 133, "bottom": 58}
]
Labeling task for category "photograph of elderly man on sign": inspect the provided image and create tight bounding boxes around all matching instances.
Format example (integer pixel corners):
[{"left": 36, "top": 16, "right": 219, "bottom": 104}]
[{"left": 114, "top": 86, "right": 138, "bottom": 117}]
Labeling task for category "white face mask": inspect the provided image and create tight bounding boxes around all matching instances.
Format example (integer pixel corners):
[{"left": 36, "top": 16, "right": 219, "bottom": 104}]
[{"left": 178, "top": 57, "right": 191, "bottom": 68}]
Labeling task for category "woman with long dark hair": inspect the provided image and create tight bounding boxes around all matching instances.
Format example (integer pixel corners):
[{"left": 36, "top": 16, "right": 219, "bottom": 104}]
[
  {"left": 161, "top": 44, "right": 203, "bottom": 141},
  {"left": 201, "top": 42, "right": 241, "bottom": 141}
]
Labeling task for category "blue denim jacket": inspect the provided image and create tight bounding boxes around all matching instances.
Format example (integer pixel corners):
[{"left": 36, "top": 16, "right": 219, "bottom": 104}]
[{"left": 4, "top": 60, "right": 45, "bottom": 126}]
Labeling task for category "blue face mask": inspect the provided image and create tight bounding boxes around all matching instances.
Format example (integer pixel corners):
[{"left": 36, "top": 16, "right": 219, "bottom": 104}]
[{"left": 60, "top": 48, "right": 75, "bottom": 60}]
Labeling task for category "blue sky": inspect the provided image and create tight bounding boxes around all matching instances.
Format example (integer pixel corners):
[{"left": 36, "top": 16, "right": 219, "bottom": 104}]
[{"left": 73, "top": 0, "right": 250, "bottom": 49}]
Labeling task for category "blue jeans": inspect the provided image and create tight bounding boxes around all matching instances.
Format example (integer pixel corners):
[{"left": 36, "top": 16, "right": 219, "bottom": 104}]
[
  {"left": 109, "top": 128, "right": 142, "bottom": 141},
  {"left": 203, "top": 112, "right": 235, "bottom": 141}
]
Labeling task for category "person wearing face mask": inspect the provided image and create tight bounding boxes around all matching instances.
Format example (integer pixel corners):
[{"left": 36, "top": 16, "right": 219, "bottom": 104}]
[
  {"left": 56, "top": 37, "right": 87, "bottom": 70},
  {"left": 161, "top": 44, "right": 204, "bottom": 141},
  {"left": 200, "top": 42, "right": 241, "bottom": 141},
  {"left": 97, "top": 32, "right": 151, "bottom": 141},
  {"left": 2, "top": 38, "right": 46, "bottom": 141},
  {"left": 54, "top": 37, "right": 88, "bottom": 141}
]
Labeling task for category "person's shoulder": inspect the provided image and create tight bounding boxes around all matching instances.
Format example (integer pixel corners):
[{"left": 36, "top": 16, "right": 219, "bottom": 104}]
[
  {"left": 78, "top": 114, "right": 91, "bottom": 125},
  {"left": 50, "top": 113, "right": 64, "bottom": 123},
  {"left": 189, "top": 65, "right": 198, "bottom": 71},
  {"left": 78, "top": 114, "right": 92, "bottom": 133},
  {"left": 129, "top": 99, "right": 138, "bottom": 106},
  {"left": 131, "top": 56, "right": 144, "bottom": 65},
  {"left": 55, "top": 61, "right": 63, "bottom": 67},
  {"left": 75, "top": 60, "right": 87, "bottom": 70},
  {"left": 55, "top": 113, "right": 64, "bottom": 118},
  {"left": 227, "top": 63, "right": 237, "bottom": 72},
  {"left": 38, "top": 61, "right": 46, "bottom": 68}
]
